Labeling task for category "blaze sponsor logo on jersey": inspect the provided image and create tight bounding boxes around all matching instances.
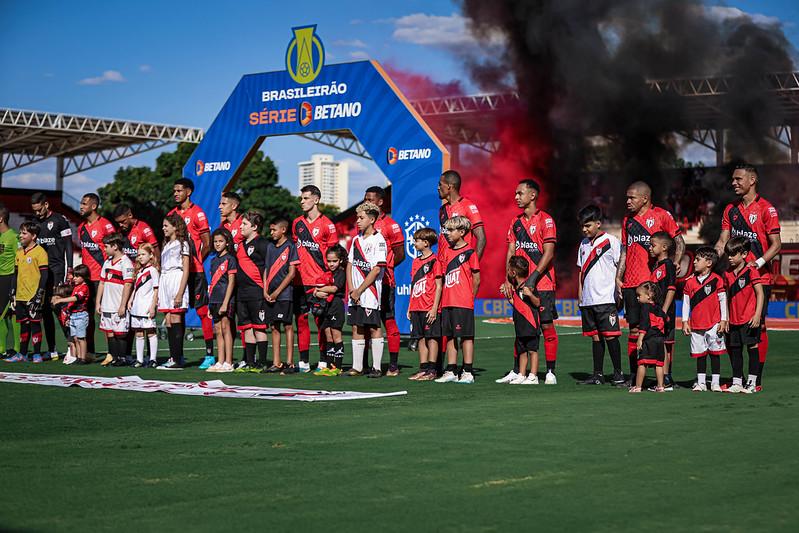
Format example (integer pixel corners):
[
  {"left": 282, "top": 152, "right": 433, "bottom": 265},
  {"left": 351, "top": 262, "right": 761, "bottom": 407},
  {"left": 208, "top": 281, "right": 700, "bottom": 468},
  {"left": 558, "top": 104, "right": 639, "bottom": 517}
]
[
  {"left": 300, "top": 102, "right": 313, "bottom": 126},
  {"left": 286, "top": 24, "right": 324, "bottom": 85}
]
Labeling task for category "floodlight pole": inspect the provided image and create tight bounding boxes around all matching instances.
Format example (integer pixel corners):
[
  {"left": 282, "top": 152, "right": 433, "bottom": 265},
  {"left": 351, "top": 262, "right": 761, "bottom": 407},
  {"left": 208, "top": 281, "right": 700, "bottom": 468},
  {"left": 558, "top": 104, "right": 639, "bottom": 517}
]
[{"left": 55, "top": 156, "right": 65, "bottom": 191}]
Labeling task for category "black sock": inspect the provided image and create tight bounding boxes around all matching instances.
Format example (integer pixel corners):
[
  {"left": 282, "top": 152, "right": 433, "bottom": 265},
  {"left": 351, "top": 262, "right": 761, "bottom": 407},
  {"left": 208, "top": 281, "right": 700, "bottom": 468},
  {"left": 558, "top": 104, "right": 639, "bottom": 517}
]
[
  {"left": 256, "top": 340, "right": 268, "bottom": 366},
  {"left": 592, "top": 341, "right": 604, "bottom": 375},
  {"left": 607, "top": 338, "right": 622, "bottom": 373},
  {"left": 746, "top": 345, "right": 759, "bottom": 377},
  {"left": 629, "top": 354, "right": 637, "bottom": 378},
  {"left": 446, "top": 363, "right": 457, "bottom": 372},
  {"left": 326, "top": 348, "right": 336, "bottom": 366},
  {"left": 172, "top": 321, "right": 185, "bottom": 364},
  {"left": 711, "top": 355, "right": 721, "bottom": 375},
  {"left": 116, "top": 336, "right": 127, "bottom": 361},
  {"left": 108, "top": 336, "right": 118, "bottom": 360},
  {"left": 696, "top": 356, "right": 707, "bottom": 374},
  {"left": 757, "top": 361, "right": 765, "bottom": 386},
  {"left": 729, "top": 346, "right": 744, "bottom": 379},
  {"left": 463, "top": 362, "right": 473, "bottom": 373},
  {"left": 546, "top": 360, "right": 556, "bottom": 372},
  {"left": 244, "top": 343, "right": 256, "bottom": 366},
  {"left": 205, "top": 339, "right": 214, "bottom": 356},
  {"left": 166, "top": 327, "right": 176, "bottom": 358},
  {"left": 300, "top": 350, "right": 309, "bottom": 363},
  {"left": 389, "top": 351, "right": 399, "bottom": 369}
]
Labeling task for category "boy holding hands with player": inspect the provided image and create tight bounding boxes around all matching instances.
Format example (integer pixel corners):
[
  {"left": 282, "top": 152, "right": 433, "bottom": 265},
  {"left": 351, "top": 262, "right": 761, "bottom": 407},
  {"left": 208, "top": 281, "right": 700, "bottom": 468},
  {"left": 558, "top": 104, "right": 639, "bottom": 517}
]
[{"left": 407, "top": 228, "right": 442, "bottom": 381}]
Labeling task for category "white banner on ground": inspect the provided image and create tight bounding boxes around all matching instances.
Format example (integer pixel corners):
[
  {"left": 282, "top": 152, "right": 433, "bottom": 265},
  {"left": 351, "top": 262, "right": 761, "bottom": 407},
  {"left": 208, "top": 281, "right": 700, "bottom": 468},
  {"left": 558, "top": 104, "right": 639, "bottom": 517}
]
[{"left": 0, "top": 372, "right": 408, "bottom": 402}]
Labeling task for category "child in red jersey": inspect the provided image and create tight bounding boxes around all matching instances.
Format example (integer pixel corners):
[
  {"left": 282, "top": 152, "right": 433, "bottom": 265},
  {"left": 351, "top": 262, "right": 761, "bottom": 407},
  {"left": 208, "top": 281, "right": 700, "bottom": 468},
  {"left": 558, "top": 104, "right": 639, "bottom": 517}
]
[
  {"left": 682, "top": 247, "right": 727, "bottom": 392},
  {"left": 435, "top": 216, "right": 480, "bottom": 384},
  {"left": 51, "top": 283, "right": 75, "bottom": 362},
  {"left": 723, "top": 237, "right": 764, "bottom": 394},
  {"left": 506, "top": 256, "right": 541, "bottom": 385},
  {"left": 648, "top": 231, "right": 677, "bottom": 389},
  {"left": 407, "top": 228, "right": 442, "bottom": 381},
  {"left": 630, "top": 282, "right": 667, "bottom": 393}
]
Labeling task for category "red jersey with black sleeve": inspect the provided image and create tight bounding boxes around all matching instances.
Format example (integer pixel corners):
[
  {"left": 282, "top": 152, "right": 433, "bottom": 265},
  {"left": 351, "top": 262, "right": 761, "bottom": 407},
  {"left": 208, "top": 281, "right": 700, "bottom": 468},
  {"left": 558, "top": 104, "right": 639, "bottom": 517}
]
[
  {"left": 209, "top": 253, "right": 237, "bottom": 304},
  {"left": 650, "top": 258, "right": 676, "bottom": 312},
  {"left": 70, "top": 282, "right": 90, "bottom": 313},
  {"left": 121, "top": 220, "right": 158, "bottom": 261},
  {"left": 507, "top": 210, "right": 557, "bottom": 291},
  {"left": 78, "top": 216, "right": 116, "bottom": 281},
  {"left": 438, "top": 196, "right": 483, "bottom": 250},
  {"left": 265, "top": 239, "right": 300, "bottom": 301},
  {"left": 721, "top": 196, "right": 780, "bottom": 285},
  {"left": 621, "top": 206, "right": 680, "bottom": 288},
  {"left": 409, "top": 253, "right": 439, "bottom": 312},
  {"left": 168, "top": 203, "right": 210, "bottom": 273},
  {"left": 222, "top": 214, "right": 244, "bottom": 248},
  {"left": 683, "top": 273, "right": 725, "bottom": 330},
  {"left": 512, "top": 285, "right": 540, "bottom": 338},
  {"left": 235, "top": 236, "right": 268, "bottom": 301},
  {"left": 639, "top": 302, "right": 666, "bottom": 338},
  {"left": 438, "top": 243, "right": 479, "bottom": 309},
  {"left": 375, "top": 213, "right": 403, "bottom": 287},
  {"left": 724, "top": 266, "right": 762, "bottom": 326},
  {"left": 292, "top": 214, "right": 338, "bottom": 286}
]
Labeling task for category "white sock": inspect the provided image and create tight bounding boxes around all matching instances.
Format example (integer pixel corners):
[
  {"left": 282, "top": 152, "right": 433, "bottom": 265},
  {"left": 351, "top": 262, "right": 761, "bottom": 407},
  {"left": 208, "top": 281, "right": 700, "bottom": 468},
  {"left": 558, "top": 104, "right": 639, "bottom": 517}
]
[
  {"left": 697, "top": 373, "right": 706, "bottom": 384},
  {"left": 318, "top": 361, "right": 328, "bottom": 369},
  {"left": 148, "top": 334, "right": 158, "bottom": 362},
  {"left": 711, "top": 374, "right": 720, "bottom": 386},
  {"left": 747, "top": 374, "right": 757, "bottom": 387},
  {"left": 136, "top": 336, "right": 145, "bottom": 363},
  {"left": 66, "top": 346, "right": 72, "bottom": 358},
  {"left": 352, "top": 339, "right": 366, "bottom": 372},
  {"left": 733, "top": 377, "right": 743, "bottom": 386},
  {"left": 370, "top": 337, "right": 384, "bottom": 371}
]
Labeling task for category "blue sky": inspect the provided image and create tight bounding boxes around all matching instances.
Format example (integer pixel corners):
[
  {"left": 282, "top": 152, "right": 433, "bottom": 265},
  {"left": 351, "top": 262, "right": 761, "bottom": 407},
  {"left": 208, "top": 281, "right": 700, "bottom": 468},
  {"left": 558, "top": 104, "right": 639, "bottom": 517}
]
[{"left": 1, "top": 0, "right": 797, "bottom": 205}]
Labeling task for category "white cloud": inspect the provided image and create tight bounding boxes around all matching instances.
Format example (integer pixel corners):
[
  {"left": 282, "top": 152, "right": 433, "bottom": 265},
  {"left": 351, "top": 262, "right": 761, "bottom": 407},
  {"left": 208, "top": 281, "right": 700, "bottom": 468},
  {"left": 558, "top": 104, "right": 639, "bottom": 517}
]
[
  {"left": 392, "top": 13, "right": 505, "bottom": 49},
  {"left": 78, "top": 70, "right": 126, "bottom": 86},
  {"left": 139, "top": 64, "right": 152, "bottom": 72},
  {"left": 349, "top": 50, "right": 370, "bottom": 60},
  {"left": 2, "top": 171, "right": 105, "bottom": 197},
  {"left": 333, "top": 39, "right": 367, "bottom": 48},
  {"left": 705, "top": 6, "right": 781, "bottom": 27},
  {"left": 341, "top": 157, "right": 370, "bottom": 173}
]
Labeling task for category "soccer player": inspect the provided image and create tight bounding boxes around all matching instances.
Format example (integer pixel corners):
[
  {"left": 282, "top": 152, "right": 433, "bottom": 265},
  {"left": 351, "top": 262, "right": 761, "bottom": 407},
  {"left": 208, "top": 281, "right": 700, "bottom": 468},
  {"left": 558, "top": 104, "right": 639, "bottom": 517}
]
[
  {"left": 78, "top": 193, "right": 116, "bottom": 355},
  {"left": 31, "top": 192, "right": 73, "bottom": 360},
  {"left": 714, "top": 164, "right": 780, "bottom": 389},
  {"left": 723, "top": 237, "right": 764, "bottom": 394},
  {"left": 502, "top": 179, "right": 559, "bottom": 385},
  {"left": 219, "top": 191, "right": 244, "bottom": 247},
  {"left": 263, "top": 218, "right": 299, "bottom": 373},
  {"left": 0, "top": 204, "right": 21, "bottom": 358},
  {"left": 616, "top": 181, "right": 683, "bottom": 384},
  {"left": 158, "top": 214, "right": 191, "bottom": 369},
  {"left": 292, "top": 185, "right": 338, "bottom": 373},
  {"left": 506, "top": 256, "right": 541, "bottom": 385},
  {"left": 437, "top": 170, "right": 486, "bottom": 256},
  {"left": 435, "top": 216, "right": 480, "bottom": 384},
  {"left": 5, "top": 222, "right": 48, "bottom": 363},
  {"left": 169, "top": 178, "right": 215, "bottom": 368},
  {"left": 346, "top": 202, "right": 387, "bottom": 377},
  {"left": 630, "top": 282, "right": 668, "bottom": 393},
  {"left": 96, "top": 233, "right": 134, "bottom": 366},
  {"left": 363, "top": 186, "right": 405, "bottom": 376},
  {"left": 207, "top": 228, "right": 237, "bottom": 373},
  {"left": 681, "top": 247, "right": 727, "bottom": 392},
  {"left": 407, "top": 227, "right": 442, "bottom": 381},
  {"left": 648, "top": 231, "right": 677, "bottom": 389},
  {"left": 575, "top": 205, "right": 624, "bottom": 386},
  {"left": 235, "top": 211, "right": 270, "bottom": 371},
  {"left": 113, "top": 203, "right": 159, "bottom": 262}
]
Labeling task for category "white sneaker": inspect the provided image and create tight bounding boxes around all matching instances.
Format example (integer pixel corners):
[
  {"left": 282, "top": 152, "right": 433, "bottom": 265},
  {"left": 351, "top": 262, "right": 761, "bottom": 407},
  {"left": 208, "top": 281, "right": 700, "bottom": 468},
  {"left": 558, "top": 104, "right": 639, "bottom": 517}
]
[
  {"left": 509, "top": 374, "right": 527, "bottom": 385},
  {"left": 315, "top": 362, "right": 328, "bottom": 371},
  {"left": 298, "top": 361, "right": 311, "bottom": 373},
  {"left": 457, "top": 371, "right": 474, "bottom": 384},
  {"left": 744, "top": 382, "right": 757, "bottom": 394},
  {"left": 692, "top": 382, "right": 707, "bottom": 392},
  {"left": 206, "top": 362, "right": 221, "bottom": 373},
  {"left": 726, "top": 384, "right": 745, "bottom": 394},
  {"left": 496, "top": 370, "right": 519, "bottom": 384},
  {"left": 711, "top": 383, "right": 722, "bottom": 392},
  {"left": 235, "top": 360, "right": 247, "bottom": 370},
  {"left": 219, "top": 362, "right": 234, "bottom": 373},
  {"left": 545, "top": 372, "right": 557, "bottom": 385},
  {"left": 63, "top": 354, "right": 77, "bottom": 365},
  {"left": 435, "top": 370, "right": 458, "bottom": 383},
  {"left": 157, "top": 358, "right": 182, "bottom": 370},
  {"left": 522, "top": 374, "right": 539, "bottom": 385}
]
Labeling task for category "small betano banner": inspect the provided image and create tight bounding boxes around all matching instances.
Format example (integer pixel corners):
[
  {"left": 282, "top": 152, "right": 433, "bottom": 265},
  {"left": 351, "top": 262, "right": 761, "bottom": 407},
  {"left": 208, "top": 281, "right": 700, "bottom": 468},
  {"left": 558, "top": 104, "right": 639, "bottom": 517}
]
[{"left": 0, "top": 373, "right": 407, "bottom": 402}]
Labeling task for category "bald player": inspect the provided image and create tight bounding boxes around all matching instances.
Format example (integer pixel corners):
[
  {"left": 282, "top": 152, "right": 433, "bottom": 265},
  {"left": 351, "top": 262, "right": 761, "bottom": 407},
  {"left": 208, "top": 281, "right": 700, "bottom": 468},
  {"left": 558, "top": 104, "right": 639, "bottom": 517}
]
[
  {"left": 616, "top": 181, "right": 684, "bottom": 386},
  {"left": 714, "top": 164, "right": 780, "bottom": 390},
  {"left": 437, "top": 170, "right": 486, "bottom": 258}
]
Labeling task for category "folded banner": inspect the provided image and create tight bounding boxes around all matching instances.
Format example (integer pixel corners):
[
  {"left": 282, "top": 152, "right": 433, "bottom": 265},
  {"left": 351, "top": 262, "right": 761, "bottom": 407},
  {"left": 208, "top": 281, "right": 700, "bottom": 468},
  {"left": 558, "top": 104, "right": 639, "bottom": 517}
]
[{"left": 0, "top": 372, "right": 408, "bottom": 402}]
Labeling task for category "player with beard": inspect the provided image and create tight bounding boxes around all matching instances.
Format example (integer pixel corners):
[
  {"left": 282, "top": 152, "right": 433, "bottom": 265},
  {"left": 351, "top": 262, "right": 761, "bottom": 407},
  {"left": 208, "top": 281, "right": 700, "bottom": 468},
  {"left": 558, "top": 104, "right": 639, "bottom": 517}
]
[{"left": 113, "top": 203, "right": 159, "bottom": 262}]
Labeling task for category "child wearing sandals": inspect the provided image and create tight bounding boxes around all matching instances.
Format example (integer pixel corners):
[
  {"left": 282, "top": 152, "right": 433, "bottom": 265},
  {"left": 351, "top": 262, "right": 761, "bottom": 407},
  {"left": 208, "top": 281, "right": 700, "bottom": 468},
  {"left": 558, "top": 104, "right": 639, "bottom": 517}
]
[
  {"left": 128, "top": 243, "right": 160, "bottom": 368},
  {"left": 157, "top": 214, "right": 190, "bottom": 369},
  {"left": 630, "top": 281, "right": 668, "bottom": 393}
]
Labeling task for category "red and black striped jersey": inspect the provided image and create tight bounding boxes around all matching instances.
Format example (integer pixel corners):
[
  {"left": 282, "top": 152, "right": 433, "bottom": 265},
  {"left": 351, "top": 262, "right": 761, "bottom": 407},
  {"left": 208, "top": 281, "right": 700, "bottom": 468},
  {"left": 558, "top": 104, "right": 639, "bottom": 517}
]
[
  {"left": 438, "top": 243, "right": 479, "bottom": 309},
  {"left": 222, "top": 214, "right": 244, "bottom": 247},
  {"left": 168, "top": 203, "right": 210, "bottom": 273},
  {"left": 682, "top": 273, "right": 725, "bottom": 329},
  {"left": 639, "top": 302, "right": 666, "bottom": 337},
  {"left": 507, "top": 209, "right": 557, "bottom": 291},
  {"left": 121, "top": 220, "right": 158, "bottom": 261},
  {"left": 78, "top": 216, "right": 115, "bottom": 281},
  {"left": 438, "top": 196, "right": 483, "bottom": 251},
  {"left": 512, "top": 285, "right": 540, "bottom": 338},
  {"left": 235, "top": 236, "right": 268, "bottom": 301},
  {"left": 375, "top": 213, "right": 403, "bottom": 287},
  {"left": 265, "top": 239, "right": 300, "bottom": 301},
  {"left": 292, "top": 214, "right": 338, "bottom": 286},
  {"left": 650, "top": 258, "right": 676, "bottom": 314},
  {"left": 724, "top": 265, "right": 763, "bottom": 326},
  {"left": 409, "top": 253, "right": 440, "bottom": 312},
  {"left": 348, "top": 232, "right": 387, "bottom": 310},
  {"left": 209, "top": 253, "right": 237, "bottom": 304},
  {"left": 621, "top": 206, "right": 680, "bottom": 288},
  {"left": 99, "top": 255, "right": 134, "bottom": 312},
  {"left": 721, "top": 195, "right": 780, "bottom": 285}
]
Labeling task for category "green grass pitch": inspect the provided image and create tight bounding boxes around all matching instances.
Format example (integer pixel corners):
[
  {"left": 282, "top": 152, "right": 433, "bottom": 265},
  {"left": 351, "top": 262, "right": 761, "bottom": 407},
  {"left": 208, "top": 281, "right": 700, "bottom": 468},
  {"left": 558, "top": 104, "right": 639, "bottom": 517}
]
[{"left": 1, "top": 321, "right": 797, "bottom": 531}]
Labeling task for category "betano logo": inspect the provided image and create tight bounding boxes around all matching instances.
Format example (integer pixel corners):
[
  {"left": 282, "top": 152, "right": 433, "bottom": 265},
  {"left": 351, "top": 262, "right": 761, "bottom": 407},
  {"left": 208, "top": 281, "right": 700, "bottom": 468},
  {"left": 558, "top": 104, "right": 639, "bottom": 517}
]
[
  {"left": 300, "top": 102, "right": 313, "bottom": 126},
  {"left": 387, "top": 146, "right": 432, "bottom": 165},
  {"left": 195, "top": 160, "right": 231, "bottom": 176},
  {"left": 286, "top": 25, "right": 325, "bottom": 85},
  {"left": 386, "top": 147, "right": 398, "bottom": 165}
]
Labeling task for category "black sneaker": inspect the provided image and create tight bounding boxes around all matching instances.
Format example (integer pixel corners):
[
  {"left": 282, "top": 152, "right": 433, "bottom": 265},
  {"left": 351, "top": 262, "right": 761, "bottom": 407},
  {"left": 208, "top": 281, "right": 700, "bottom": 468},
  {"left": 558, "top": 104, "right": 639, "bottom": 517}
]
[
  {"left": 408, "top": 338, "right": 419, "bottom": 352},
  {"left": 148, "top": 360, "right": 158, "bottom": 369},
  {"left": 112, "top": 358, "right": 127, "bottom": 367},
  {"left": 262, "top": 364, "right": 284, "bottom": 374},
  {"left": 611, "top": 371, "right": 626, "bottom": 386},
  {"left": 367, "top": 368, "right": 382, "bottom": 378},
  {"left": 280, "top": 365, "right": 298, "bottom": 375},
  {"left": 663, "top": 374, "right": 676, "bottom": 390},
  {"left": 578, "top": 374, "right": 605, "bottom": 385},
  {"left": 132, "top": 361, "right": 144, "bottom": 368}
]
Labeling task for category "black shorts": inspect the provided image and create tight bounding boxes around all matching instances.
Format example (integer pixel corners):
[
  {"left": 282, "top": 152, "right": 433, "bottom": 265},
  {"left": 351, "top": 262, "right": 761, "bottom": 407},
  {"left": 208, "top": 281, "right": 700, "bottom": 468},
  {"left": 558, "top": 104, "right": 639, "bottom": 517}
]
[
  {"left": 538, "top": 290, "right": 558, "bottom": 323},
  {"left": 638, "top": 335, "right": 665, "bottom": 366},
  {"left": 347, "top": 305, "right": 381, "bottom": 328},
  {"left": 623, "top": 288, "right": 641, "bottom": 329},
  {"left": 761, "top": 284, "right": 772, "bottom": 322},
  {"left": 16, "top": 301, "right": 41, "bottom": 323},
  {"left": 265, "top": 300, "right": 292, "bottom": 325},
  {"left": 410, "top": 310, "right": 442, "bottom": 339},
  {"left": 188, "top": 272, "right": 209, "bottom": 309},
  {"left": 515, "top": 335, "right": 540, "bottom": 354},
  {"left": 320, "top": 298, "right": 345, "bottom": 330},
  {"left": 441, "top": 307, "right": 474, "bottom": 338},
  {"left": 580, "top": 304, "right": 621, "bottom": 338},
  {"left": 380, "top": 283, "right": 395, "bottom": 320},
  {"left": 236, "top": 299, "right": 266, "bottom": 331},
  {"left": 209, "top": 301, "right": 234, "bottom": 322},
  {"left": 0, "top": 275, "right": 12, "bottom": 317},
  {"left": 726, "top": 323, "right": 761, "bottom": 347},
  {"left": 664, "top": 313, "right": 676, "bottom": 344},
  {"left": 293, "top": 285, "right": 309, "bottom": 316}
]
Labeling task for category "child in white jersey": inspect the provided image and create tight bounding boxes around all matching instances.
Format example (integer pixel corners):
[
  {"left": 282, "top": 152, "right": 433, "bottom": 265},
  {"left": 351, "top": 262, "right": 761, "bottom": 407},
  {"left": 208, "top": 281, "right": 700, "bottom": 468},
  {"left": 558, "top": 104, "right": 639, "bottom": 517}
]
[
  {"left": 128, "top": 243, "right": 160, "bottom": 368},
  {"left": 157, "top": 214, "right": 190, "bottom": 369},
  {"left": 96, "top": 233, "right": 134, "bottom": 366}
]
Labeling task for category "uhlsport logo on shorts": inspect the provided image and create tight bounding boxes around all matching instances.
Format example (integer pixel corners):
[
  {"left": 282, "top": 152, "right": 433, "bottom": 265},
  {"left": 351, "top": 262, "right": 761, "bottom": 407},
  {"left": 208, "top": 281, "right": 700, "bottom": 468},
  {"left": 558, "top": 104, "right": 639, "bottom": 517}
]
[
  {"left": 403, "top": 214, "right": 431, "bottom": 259},
  {"left": 286, "top": 25, "right": 325, "bottom": 85}
]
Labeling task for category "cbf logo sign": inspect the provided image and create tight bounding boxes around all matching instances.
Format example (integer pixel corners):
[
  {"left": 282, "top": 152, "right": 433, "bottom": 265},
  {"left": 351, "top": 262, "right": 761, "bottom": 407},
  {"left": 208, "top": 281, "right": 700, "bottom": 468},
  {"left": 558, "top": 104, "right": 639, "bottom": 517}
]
[
  {"left": 286, "top": 25, "right": 325, "bottom": 85},
  {"left": 404, "top": 214, "right": 431, "bottom": 258}
]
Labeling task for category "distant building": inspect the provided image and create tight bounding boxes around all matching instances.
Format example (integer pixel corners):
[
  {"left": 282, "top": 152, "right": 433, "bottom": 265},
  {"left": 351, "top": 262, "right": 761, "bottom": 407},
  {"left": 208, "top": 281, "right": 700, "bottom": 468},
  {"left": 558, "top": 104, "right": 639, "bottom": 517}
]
[{"left": 297, "top": 154, "right": 349, "bottom": 211}]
